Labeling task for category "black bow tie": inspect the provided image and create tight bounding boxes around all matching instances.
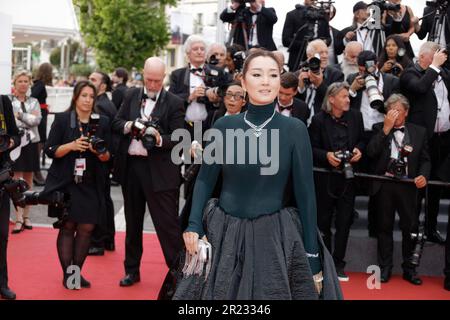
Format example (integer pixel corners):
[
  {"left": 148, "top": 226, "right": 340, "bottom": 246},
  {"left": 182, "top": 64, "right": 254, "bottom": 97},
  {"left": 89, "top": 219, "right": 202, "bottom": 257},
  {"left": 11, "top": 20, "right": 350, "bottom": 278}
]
[
  {"left": 142, "top": 93, "right": 157, "bottom": 102},
  {"left": 190, "top": 67, "right": 203, "bottom": 74},
  {"left": 279, "top": 104, "right": 293, "bottom": 112},
  {"left": 393, "top": 127, "right": 405, "bottom": 133}
]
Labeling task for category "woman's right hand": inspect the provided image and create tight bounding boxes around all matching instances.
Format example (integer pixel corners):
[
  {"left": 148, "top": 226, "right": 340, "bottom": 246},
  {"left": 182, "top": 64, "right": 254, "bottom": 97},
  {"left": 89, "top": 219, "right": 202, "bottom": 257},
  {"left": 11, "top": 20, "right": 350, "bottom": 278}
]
[
  {"left": 183, "top": 231, "right": 200, "bottom": 255},
  {"left": 71, "top": 136, "right": 90, "bottom": 152}
]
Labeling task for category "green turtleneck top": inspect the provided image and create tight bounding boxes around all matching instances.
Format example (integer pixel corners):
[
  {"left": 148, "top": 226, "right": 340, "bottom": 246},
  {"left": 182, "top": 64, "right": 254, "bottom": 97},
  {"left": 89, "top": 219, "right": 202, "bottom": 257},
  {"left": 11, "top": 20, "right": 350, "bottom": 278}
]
[{"left": 186, "top": 102, "right": 321, "bottom": 274}]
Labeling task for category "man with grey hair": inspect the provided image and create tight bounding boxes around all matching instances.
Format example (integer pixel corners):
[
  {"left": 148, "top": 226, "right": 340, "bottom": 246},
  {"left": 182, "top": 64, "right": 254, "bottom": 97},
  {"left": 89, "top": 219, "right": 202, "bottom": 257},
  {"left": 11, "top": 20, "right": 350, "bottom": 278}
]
[
  {"left": 400, "top": 41, "right": 450, "bottom": 245},
  {"left": 367, "top": 93, "right": 431, "bottom": 285},
  {"left": 297, "top": 39, "right": 344, "bottom": 126},
  {"left": 207, "top": 43, "right": 227, "bottom": 69},
  {"left": 338, "top": 41, "right": 363, "bottom": 80},
  {"left": 113, "top": 57, "right": 185, "bottom": 287},
  {"left": 309, "top": 81, "right": 365, "bottom": 282}
]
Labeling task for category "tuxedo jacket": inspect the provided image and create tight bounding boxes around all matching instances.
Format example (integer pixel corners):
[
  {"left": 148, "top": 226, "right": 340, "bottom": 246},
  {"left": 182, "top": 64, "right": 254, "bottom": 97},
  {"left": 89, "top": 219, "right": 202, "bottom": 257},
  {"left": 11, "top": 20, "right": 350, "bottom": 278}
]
[
  {"left": 346, "top": 72, "right": 400, "bottom": 114},
  {"left": 276, "top": 97, "right": 309, "bottom": 125},
  {"left": 112, "top": 87, "right": 185, "bottom": 191},
  {"left": 308, "top": 109, "right": 365, "bottom": 169},
  {"left": 416, "top": 5, "right": 450, "bottom": 43},
  {"left": 220, "top": 6, "right": 278, "bottom": 51},
  {"left": 366, "top": 122, "right": 431, "bottom": 194},
  {"left": 400, "top": 63, "right": 450, "bottom": 138},
  {"left": 298, "top": 66, "right": 345, "bottom": 117}
]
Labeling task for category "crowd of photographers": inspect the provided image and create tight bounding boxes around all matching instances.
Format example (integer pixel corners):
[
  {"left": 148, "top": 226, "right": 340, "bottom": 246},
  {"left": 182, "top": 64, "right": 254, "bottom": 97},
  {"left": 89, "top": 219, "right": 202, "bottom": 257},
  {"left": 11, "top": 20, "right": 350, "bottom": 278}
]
[{"left": 1, "top": 0, "right": 450, "bottom": 299}]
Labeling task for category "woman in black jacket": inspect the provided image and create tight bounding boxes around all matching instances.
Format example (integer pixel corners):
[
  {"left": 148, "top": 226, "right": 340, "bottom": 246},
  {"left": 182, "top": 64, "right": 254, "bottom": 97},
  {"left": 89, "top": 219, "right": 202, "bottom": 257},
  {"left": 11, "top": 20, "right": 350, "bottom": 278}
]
[{"left": 42, "top": 81, "right": 111, "bottom": 289}]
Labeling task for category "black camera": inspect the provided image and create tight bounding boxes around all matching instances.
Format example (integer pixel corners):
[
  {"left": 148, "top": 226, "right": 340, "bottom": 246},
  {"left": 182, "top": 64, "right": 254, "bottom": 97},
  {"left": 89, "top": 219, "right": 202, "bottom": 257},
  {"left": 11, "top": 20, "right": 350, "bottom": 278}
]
[
  {"left": 387, "top": 145, "right": 413, "bottom": 179},
  {"left": 410, "top": 227, "right": 426, "bottom": 266},
  {"left": 197, "top": 55, "right": 233, "bottom": 104},
  {"left": 370, "top": 0, "right": 401, "bottom": 12},
  {"left": 0, "top": 161, "right": 30, "bottom": 207},
  {"left": 86, "top": 113, "right": 107, "bottom": 154},
  {"left": 305, "top": 1, "right": 334, "bottom": 22},
  {"left": 232, "top": 51, "right": 246, "bottom": 73},
  {"left": 130, "top": 118, "right": 163, "bottom": 150},
  {"left": 300, "top": 55, "right": 321, "bottom": 85},
  {"left": 334, "top": 150, "right": 355, "bottom": 179},
  {"left": 426, "top": 0, "right": 449, "bottom": 10},
  {"left": 391, "top": 64, "right": 402, "bottom": 77}
]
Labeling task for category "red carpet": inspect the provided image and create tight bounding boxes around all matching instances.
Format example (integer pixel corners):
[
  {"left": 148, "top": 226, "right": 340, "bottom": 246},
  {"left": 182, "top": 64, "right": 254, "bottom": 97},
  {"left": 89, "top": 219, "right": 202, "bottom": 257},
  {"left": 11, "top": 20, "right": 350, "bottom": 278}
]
[{"left": 5, "top": 226, "right": 450, "bottom": 300}]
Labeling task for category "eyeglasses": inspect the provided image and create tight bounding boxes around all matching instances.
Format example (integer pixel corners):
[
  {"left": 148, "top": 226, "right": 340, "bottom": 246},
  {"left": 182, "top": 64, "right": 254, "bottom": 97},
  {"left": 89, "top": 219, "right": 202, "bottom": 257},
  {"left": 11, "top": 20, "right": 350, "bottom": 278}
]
[{"left": 224, "top": 92, "right": 245, "bottom": 100}]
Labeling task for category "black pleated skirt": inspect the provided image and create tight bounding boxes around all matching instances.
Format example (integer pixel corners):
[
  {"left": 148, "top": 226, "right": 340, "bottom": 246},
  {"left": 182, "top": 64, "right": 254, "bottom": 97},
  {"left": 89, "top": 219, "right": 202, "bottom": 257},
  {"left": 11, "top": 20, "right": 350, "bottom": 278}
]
[
  {"left": 13, "top": 142, "right": 39, "bottom": 172},
  {"left": 173, "top": 199, "right": 343, "bottom": 300}
]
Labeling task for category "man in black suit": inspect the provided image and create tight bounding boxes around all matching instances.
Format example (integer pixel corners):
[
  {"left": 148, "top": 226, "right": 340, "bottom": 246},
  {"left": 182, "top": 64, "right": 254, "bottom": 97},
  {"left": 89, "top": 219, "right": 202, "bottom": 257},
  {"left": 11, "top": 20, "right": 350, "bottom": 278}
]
[
  {"left": 309, "top": 82, "right": 365, "bottom": 282},
  {"left": 337, "top": 1, "right": 386, "bottom": 57},
  {"left": 297, "top": 39, "right": 344, "bottom": 127},
  {"left": 111, "top": 67, "right": 128, "bottom": 110},
  {"left": 220, "top": 0, "right": 277, "bottom": 51},
  {"left": 400, "top": 41, "right": 450, "bottom": 244},
  {"left": 112, "top": 57, "right": 185, "bottom": 286},
  {"left": 414, "top": 3, "right": 450, "bottom": 45},
  {"left": 276, "top": 72, "right": 309, "bottom": 125},
  {"left": 366, "top": 94, "right": 431, "bottom": 285},
  {"left": 0, "top": 95, "right": 21, "bottom": 300},
  {"left": 347, "top": 50, "right": 400, "bottom": 237},
  {"left": 87, "top": 71, "right": 117, "bottom": 255}
]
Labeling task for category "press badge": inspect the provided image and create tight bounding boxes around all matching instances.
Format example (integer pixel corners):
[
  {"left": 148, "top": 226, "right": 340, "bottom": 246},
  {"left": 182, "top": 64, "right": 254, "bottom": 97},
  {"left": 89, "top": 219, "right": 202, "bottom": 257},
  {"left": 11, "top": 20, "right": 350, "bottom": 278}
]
[{"left": 74, "top": 158, "right": 86, "bottom": 183}]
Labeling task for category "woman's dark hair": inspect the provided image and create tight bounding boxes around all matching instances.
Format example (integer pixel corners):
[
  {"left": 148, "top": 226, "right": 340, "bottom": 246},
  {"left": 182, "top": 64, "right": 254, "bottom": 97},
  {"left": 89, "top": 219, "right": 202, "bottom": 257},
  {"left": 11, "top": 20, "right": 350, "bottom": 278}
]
[
  {"left": 378, "top": 35, "right": 413, "bottom": 70},
  {"left": 35, "top": 62, "right": 53, "bottom": 85},
  {"left": 242, "top": 50, "right": 281, "bottom": 78},
  {"left": 114, "top": 67, "right": 128, "bottom": 84},
  {"left": 67, "top": 80, "right": 97, "bottom": 112}
]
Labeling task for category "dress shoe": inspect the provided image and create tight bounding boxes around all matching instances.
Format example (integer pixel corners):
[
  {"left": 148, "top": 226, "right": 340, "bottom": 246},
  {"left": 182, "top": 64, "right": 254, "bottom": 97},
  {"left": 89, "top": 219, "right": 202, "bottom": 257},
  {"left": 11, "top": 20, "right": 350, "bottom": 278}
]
[
  {"left": 380, "top": 268, "right": 392, "bottom": 283},
  {"left": 444, "top": 276, "right": 450, "bottom": 291},
  {"left": 88, "top": 247, "right": 105, "bottom": 256},
  {"left": 0, "top": 286, "right": 16, "bottom": 300},
  {"left": 80, "top": 276, "right": 91, "bottom": 288},
  {"left": 426, "top": 230, "right": 446, "bottom": 245},
  {"left": 403, "top": 272, "right": 423, "bottom": 285},
  {"left": 119, "top": 273, "right": 140, "bottom": 287}
]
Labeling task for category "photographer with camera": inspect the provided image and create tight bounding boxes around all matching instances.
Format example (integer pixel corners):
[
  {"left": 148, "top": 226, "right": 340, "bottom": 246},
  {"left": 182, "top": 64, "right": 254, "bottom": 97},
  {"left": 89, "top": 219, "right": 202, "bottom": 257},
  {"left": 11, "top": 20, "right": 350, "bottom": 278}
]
[
  {"left": 366, "top": 94, "right": 431, "bottom": 285},
  {"left": 220, "top": 0, "right": 277, "bottom": 51},
  {"left": 400, "top": 41, "right": 450, "bottom": 244},
  {"left": 41, "top": 80, "right": 111, "bottom": 289},
  {"left": 378, "top": 35, "right": 413, "bottom": 78},
  {"left": 414, "top": 0, "right": 450, "bottom": 47},
  {"left": 297, "top": 39, "right": 344, "bottom": 126},
  {"left": 0, "top": 95, "right": 21, "bottom": 299},
  {"left": 87, "top": 71, "right": 117, "bottom": 256},
  {"left": 309, "top": 82, "right": 365, "bottom": 281},
  {"left": 113, "top": 57, "right": 185, "bottom": 287}
]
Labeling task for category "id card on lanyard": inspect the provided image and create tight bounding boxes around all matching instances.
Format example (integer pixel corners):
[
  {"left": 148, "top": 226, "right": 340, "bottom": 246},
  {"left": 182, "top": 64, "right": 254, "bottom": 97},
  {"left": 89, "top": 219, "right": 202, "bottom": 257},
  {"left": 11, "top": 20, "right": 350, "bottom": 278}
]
[{"left": 74, "top": 119, "right": 88, "bottom": 183}]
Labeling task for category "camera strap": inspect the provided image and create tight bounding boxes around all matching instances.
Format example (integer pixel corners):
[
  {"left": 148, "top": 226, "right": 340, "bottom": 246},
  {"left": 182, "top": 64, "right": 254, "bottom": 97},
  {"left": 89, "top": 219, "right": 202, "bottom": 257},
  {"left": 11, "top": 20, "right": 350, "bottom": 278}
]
[{"left": 74, "top": 118, "right": 88, "bottom": 183}]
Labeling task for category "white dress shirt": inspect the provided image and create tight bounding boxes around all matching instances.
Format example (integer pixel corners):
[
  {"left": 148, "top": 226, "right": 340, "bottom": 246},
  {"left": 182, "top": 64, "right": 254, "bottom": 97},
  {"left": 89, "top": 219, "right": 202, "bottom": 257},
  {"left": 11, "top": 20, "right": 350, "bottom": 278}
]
[
  {"left": 432, "top": 72, "right": 450, "bottom": 133},
  {"left": 186, "top": 70, "right": 208, "bottom": 122}
]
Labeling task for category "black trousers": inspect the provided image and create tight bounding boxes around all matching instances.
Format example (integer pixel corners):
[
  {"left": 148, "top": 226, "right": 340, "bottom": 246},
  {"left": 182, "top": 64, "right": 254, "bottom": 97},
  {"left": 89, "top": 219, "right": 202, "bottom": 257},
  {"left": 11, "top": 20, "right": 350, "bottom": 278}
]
[
  {"left": 0, "top": 192, "right": 10, "bottom": 288},
  {"left": 445, "top": 204, "right": 450, "bottom": 278},
  {"left": 315, "top": 172, "right": 356, "bottom": 270},
  {"left": 90, "top": 177, "right": 115, "bottom": 248},
  {"left": 377, "top": 182, "right": 418, "bottom": 273},
  {"left": 122, "top": 157, "right": 182, "bottom": 274},
  {"left": 423, "top": 131, "right": 450, "bottom": 232}
]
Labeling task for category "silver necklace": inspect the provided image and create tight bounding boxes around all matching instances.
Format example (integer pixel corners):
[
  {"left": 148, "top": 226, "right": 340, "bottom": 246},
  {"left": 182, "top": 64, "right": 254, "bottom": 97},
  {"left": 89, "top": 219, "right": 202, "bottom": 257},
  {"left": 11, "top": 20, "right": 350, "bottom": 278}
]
[{"left": 244, "top": 108, "right": 276, "bottom": 138}]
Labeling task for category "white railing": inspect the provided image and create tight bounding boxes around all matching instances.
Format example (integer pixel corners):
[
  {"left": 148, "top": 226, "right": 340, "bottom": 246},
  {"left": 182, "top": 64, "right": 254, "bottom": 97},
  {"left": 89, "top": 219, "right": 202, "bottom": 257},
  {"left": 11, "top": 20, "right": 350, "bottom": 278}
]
[{"left": 46, "top": 86, "right": 73, "bottom": 113}]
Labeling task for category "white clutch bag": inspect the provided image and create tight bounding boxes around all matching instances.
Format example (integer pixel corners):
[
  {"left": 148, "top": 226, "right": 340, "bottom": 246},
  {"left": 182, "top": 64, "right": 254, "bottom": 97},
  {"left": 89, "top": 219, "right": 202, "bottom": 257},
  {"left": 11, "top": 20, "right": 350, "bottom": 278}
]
[{"left": 182, "top": 239, "right": 212, "bottom": 281}]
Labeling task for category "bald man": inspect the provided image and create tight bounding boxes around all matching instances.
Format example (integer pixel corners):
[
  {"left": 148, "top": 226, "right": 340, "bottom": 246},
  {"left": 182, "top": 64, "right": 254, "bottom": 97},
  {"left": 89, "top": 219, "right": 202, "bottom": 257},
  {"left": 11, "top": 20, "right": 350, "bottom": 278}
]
[{"left": 112, "top": 57, "right": 185, "bottom": 287}]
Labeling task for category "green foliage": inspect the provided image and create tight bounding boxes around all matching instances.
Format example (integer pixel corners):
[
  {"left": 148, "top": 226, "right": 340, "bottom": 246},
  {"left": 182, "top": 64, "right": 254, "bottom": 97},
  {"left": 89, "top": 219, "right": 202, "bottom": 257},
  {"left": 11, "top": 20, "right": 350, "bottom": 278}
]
[
  {"left": 75, "top": 0, "right": 177, "bottom": 72},
  {"left": 70, "top": 63, "right": 94, "bottom": 77},
  {"left": 49, "top": 41, "right": 82, "bottom": 66}
]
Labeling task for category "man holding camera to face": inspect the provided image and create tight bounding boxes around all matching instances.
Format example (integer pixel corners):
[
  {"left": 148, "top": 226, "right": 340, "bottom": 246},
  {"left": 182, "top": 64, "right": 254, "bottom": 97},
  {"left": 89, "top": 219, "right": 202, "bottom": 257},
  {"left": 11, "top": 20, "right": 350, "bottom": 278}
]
[
  {"left": 400, "top": 42, "right": 450, "bottom": 245},
  {"left": 112, "top": 57, "right": 185, "bottom": 287},
  {"left": 366, "top": 94, "right": 431, "bottom": 285},
  {"left": 297, "top": 39, "right": 344, "bottom": 126},
  {"left": 309, "top": 82, "right": 365, "bottom": 282},
  {"left": 220, "top": 0, "right": 277, "bottom": 51}
]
